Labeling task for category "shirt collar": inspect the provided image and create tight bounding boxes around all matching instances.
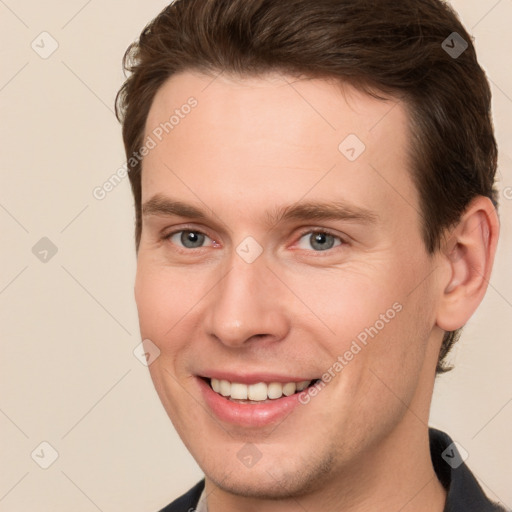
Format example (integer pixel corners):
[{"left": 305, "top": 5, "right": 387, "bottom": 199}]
[{"left": 429, "top": 427, "right": 506, "bottom": 511}]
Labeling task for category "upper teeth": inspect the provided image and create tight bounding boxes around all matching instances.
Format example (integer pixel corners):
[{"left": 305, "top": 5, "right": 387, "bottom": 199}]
[{"left": 210, "top": 378, "right": 311, "bottom": 401}]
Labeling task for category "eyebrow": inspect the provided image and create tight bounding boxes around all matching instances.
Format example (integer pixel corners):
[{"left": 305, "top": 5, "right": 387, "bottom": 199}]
[{"left": 142, "top": 193, "right": 379, "bottom": 228}]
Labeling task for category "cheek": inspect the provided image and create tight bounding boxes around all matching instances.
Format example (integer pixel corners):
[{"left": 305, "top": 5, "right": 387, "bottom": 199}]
[
  {"left": 134, "top": 262, "right": 185, "bottom": 342},
  {"left": 288, "top": 267, "right": 403, "bottom": 353},
  {"left": 299, "top": 259, "right": 434, "bottom": 384},
  {"left": 348, "top": 281, "right": 437, "bottom": 417},
  {"left": 134, "top": 264, "right": 199, "bottom": 422},
  {"left": 134, "top": 260, "right": 217, "bottom": 374}
]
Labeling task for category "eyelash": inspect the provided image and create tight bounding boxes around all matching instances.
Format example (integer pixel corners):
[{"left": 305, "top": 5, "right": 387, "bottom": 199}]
[{"left": 162, "top": 226, "right": 346, "bottom": 254}]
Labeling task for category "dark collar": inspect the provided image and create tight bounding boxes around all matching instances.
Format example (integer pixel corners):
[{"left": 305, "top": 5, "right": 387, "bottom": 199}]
[
  {"left": 159, "top": 479, "right": 205, "bottom": 512},
  {"left": 429, "top": 428, "right": 506, "bottom": 511},
  {"left": 159, "top": 428, "right": 506, "bottom": 511}
]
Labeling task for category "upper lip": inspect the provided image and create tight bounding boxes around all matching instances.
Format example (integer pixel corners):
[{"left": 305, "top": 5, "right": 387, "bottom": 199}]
[{"left": 198, "top": 371, "right": 318, "bottom": 385}]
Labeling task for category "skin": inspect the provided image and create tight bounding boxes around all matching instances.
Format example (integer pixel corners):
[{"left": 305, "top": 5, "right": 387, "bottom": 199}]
[{"left": 135, "top": 71, "right": 499, "bottom": 511}]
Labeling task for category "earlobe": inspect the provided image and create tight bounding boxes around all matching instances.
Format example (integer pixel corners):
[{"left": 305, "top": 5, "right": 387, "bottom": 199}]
[{"left": 436, "top": 196, "right": 499, "bottom": 331}]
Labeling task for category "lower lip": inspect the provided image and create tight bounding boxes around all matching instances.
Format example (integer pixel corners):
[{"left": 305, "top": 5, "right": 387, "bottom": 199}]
[{"left": 197, "top": 378, "right": 304, "bottom": 427}]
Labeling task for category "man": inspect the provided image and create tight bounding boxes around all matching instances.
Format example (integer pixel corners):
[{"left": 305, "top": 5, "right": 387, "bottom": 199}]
[{"left": 116, "top": 0, "right": 507, "bottom": 510}]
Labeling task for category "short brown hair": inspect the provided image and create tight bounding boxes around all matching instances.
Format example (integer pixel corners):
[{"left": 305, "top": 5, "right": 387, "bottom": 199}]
[{"left": 116, "top": 0, "right": 498, "bottom": 373}]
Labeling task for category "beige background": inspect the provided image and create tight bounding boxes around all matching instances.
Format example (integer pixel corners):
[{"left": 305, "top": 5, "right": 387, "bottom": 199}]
[{"left": 0, "top": 1, "right": 511, "bottom": 511}]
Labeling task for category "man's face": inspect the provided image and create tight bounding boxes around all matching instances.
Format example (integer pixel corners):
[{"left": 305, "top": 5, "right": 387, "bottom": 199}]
[{"left": 136, "top": 72, "right": 444, "bottom": 497}]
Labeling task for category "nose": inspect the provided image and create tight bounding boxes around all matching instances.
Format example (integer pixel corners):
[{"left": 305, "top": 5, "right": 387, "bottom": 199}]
[{"left": 203, "top": 253, "right": 290, "bottom": 349}]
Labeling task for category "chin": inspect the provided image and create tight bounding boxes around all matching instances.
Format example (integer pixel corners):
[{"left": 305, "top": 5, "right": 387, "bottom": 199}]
[
  {"left": 212, "top": 472, "right": 306, "bottom": 500},
  {"left": 203, "top": 449, "right": 336, "bottom": 500}
]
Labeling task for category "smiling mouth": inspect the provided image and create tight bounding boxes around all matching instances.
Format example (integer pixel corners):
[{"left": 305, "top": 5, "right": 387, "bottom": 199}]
[{"left": 202, "top": 377, "right": 321, "bottom": 403}]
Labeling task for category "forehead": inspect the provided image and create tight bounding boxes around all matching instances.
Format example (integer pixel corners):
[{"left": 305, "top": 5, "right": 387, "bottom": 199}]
[
  {"left": 145, "top": 71, "right": 409, "bottom": 151},
  {"left": 142, "top": 71, "right": 418, "bottom": 231}
]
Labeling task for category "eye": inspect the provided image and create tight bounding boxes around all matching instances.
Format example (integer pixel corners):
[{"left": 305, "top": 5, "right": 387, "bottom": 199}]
[
  {"left": 166, "top": 230, "right": 214, "bottom": 249},
  {"left": 296, "top": 231, "right": 343, "bottom": 252}
]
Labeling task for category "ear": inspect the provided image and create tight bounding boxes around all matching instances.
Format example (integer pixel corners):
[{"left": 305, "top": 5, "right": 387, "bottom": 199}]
[{"left": 436, "top": 196, "right": 500, "bottom": 332}]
